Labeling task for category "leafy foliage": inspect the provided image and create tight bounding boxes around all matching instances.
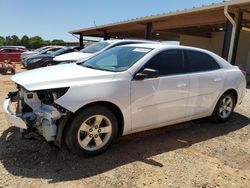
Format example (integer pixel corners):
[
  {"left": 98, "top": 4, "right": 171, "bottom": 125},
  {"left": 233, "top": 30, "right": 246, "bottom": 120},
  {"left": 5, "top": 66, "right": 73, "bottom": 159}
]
[{"left": 0, "top": 35, "right": 65, "bottom": 49}]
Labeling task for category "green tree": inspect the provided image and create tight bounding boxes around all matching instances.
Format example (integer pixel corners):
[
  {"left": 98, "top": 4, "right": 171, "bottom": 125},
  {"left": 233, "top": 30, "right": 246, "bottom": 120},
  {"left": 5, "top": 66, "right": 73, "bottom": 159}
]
[
  {"left": 0, "top": 36, "right": 5, "bottom": 45},
  {"left": 29, "top": 36, "right": 43, "bottom": 49},
  {"left": 5, "top": 36, "right": 13, "bottom": 45},
  {"left": 1, "top": 35, "right": 65, "bottom": 49},
  {"left": 43, "top": 40, "right": 51, "bottom": 46},
  {"left": 21, "top": 35, "right": 30, "bottom": 48},
  {"left": 11, "top": 35, "right": 21, "bottom": 45},
  {"left": 51, "top": 39, "right": 64, "bottom": 45}
]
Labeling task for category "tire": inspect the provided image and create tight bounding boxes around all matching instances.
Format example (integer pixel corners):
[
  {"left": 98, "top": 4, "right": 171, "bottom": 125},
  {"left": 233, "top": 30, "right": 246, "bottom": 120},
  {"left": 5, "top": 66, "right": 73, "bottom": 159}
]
[
  {"left": 211, "top": 92, "right": 236, "bottom": 122},
  {"left": 43, "top": 61, "right": 53, "bottom": 67},
  {"left": 0, "top": 69, "right": 7, "bottom": 75},
  {"left": 65, "top": 106, "right": 118, "bottom": 156}
]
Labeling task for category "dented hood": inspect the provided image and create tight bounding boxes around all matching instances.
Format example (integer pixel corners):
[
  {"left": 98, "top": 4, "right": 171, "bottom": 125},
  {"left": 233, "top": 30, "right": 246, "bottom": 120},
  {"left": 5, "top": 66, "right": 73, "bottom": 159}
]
[{"left": 11, "top": 63, "right": 116, "bottom": 91}]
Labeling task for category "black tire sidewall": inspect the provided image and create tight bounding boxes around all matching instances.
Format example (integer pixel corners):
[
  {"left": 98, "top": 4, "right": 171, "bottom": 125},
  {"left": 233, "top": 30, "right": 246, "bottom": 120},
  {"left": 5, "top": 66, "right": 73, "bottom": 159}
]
[
  {"left": 213, "top": 93, "right": 236, "bottom": 122},
  {"left": 66, "top": 106, "right": 118, "bottom": 156}
]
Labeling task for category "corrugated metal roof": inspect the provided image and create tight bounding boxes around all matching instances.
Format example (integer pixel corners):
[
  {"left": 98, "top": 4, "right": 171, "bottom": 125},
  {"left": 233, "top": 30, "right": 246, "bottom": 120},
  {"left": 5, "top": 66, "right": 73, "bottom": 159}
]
[{"left": 69, "top": 0, "right": 250, "bottom": 34}]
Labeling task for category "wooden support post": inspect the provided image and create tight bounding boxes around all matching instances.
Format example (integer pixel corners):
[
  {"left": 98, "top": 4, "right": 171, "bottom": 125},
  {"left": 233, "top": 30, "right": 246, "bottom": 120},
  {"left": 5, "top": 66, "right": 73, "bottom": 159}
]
[
  {"left": 145, "top": 23, "right": 152, "bottom": 40},
  {"left": 222, "top": 19, "right": 233, "bottom": 60},
  {"left": 231, "top": 9, "right": 243, "bottom": 65},
  {"left": 104, "top": 32, "right": 109, "bottom": 40},
  {"left": 79, "top": 34, "right": 84, "bottom": 47}
]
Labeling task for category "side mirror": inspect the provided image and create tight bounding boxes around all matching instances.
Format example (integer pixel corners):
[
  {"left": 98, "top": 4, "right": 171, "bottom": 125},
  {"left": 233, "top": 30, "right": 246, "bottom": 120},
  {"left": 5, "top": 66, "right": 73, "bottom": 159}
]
[{"left": 134, "top": 68, "right": 159, "bottom": 80}]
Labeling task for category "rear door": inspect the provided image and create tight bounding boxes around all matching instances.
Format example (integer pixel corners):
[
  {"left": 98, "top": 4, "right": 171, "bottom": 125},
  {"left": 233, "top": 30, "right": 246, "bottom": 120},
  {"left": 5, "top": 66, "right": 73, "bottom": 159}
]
[
  {"left": 131, "top": 49, "right": 190, "bottom": 130},
  {"left": 2, "top": 48, "right": 23, "bottom": 62},
  {"left": 184, "top": 50, "right": 225, "bottom": 116},
  {"left": 10, "top": 49, "right": 23, "bottom": 62}
]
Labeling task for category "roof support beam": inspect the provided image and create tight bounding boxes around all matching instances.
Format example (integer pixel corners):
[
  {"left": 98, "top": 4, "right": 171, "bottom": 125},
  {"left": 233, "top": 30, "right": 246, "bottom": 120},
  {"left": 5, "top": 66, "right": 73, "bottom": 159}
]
[
  {"left": 145, "top": 23, "right": 152, "bottom": 39},
  {"left": 79, "top": 34, "right": 84, "bottom": 47},
  {"left": 222, "top": 19, "right": 233, "bottom": 60},
  {"left": 152, "top": 10, "right": 226, "bottom": 31},
  {"left": 223, "top": 6, "right": 243, "bottom": 64},
  {"left": 104, "top": 32, "right": 109, "bottom": 40},
  {"left": 231, "top": 9, "right": 243, "bottom": 65}
]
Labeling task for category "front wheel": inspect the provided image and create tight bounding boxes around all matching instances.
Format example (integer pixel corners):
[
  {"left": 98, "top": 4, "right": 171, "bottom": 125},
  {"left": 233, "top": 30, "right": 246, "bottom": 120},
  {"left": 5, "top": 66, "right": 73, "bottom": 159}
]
[
  {"left": 211, "top": 93, "right": 236, "bottom": 122},
  {"left": 65, "top": 106, "right": 118, "bottom": 156},
  {"left": 11, "top": 69, "right": 15, "bottom": 74}
]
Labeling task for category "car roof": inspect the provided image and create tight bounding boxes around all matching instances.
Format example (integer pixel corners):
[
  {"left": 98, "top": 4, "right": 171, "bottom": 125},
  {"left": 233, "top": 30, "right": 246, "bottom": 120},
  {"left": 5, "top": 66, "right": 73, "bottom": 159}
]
[
  {"left": 119, "top": 43, "right": 169, "bottom": 49},
  {"left": 121, "top": 43, "right": 216, "bottom": 53},
  {"left": 103, "top": 39, "right": 159, "bottom": 45},
  {"left": 0, "top": 47, "right": 25, "bottom": 50},
  {"left": 120, "top": 43, "right": 231, "bottom": 68},
  {"left": 0, "top": 46, "right": 27, "bottom": 49}
]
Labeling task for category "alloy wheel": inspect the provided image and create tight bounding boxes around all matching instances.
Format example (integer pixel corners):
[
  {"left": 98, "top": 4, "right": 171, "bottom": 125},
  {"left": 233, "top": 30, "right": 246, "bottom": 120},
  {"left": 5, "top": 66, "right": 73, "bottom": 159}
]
[
  {"left": 219, "top": 95, "right": 233, "bottom": 119},
  {"left": 77, "top": 115, "right": 112, "bottom": 151}
]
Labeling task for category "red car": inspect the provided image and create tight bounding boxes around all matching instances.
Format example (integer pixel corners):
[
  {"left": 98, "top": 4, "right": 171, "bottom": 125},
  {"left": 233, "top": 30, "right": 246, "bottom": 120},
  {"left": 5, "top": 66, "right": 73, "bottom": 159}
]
[{"left": 0, "top": 48, "right": 26, "bottom": 62}]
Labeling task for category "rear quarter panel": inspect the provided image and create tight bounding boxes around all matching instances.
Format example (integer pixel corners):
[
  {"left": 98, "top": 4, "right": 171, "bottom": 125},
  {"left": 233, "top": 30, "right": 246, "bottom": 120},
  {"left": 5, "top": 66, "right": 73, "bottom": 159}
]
[{"left": 222, "top": 68, "right": 246, "bottom": 106}]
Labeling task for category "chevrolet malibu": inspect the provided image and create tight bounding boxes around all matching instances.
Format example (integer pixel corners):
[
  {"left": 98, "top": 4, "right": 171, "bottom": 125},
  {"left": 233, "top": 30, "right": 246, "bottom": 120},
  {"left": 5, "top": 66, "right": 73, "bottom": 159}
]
[{"left": 3, "top": 44, "right": 246, "bottom": 156}]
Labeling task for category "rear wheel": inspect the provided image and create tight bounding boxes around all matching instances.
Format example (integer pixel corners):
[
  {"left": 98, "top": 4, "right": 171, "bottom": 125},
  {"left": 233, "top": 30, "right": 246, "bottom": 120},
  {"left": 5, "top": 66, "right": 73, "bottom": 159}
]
[
  {"left": 42, "top": 61, "right": 53, "bottom": 67},
  {"left": 0, "top": 69, "right": 7, "bottom": 75},
  {"left": 211, "top": 93, "right": 236, "bottom": 122},
  {"left": 65, "top": 106, "right": 118, "bottom": 156}
]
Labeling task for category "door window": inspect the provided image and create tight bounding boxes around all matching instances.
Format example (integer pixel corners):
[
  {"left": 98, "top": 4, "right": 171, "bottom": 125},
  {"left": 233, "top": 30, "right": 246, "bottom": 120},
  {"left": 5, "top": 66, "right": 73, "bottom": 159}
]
[
  {"left": 144, "top": 50, "right": 185, "bottom": 76},
  {"left": 185, "top": 50, "right": 220, "bottom": 72}
]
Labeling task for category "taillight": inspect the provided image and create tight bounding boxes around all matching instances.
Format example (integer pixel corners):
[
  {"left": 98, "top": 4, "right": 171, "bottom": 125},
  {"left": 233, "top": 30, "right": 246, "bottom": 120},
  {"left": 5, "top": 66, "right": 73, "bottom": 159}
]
[{"left": 240, "top": 69, "right": 247, "bottom": 77}]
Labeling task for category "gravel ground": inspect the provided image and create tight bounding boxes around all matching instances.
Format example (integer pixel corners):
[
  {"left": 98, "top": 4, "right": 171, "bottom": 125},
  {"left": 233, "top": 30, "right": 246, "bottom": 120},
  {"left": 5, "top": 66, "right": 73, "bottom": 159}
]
[{"left": 0, "top": 65, "right": 249, "bottom": 188}]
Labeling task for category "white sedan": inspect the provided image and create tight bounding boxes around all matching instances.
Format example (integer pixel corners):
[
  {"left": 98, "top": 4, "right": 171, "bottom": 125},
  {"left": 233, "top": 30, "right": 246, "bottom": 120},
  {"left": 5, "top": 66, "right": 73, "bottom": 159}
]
[
  {"left": 53, "top": 39, "right": 157, "bottom": 63},
  {"left": 3, "top": 44, "right": 246, "bottom": 156}
]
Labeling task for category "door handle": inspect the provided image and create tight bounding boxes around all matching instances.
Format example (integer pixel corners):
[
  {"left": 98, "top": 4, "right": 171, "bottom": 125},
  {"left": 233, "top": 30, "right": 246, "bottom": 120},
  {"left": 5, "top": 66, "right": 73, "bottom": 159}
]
[
  {"left": 214, "top": 78, "right": 222, "bottom": 82},
  {"left": 176, "top": 83, "right": 187, "bottom": 88}
]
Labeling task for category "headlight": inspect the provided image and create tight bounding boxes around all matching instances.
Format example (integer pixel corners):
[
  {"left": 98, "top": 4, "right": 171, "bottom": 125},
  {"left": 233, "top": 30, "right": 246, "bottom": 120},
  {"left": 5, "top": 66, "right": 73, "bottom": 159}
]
[{"left": 29, "top": 58, "right": 42, "bottom": 64}]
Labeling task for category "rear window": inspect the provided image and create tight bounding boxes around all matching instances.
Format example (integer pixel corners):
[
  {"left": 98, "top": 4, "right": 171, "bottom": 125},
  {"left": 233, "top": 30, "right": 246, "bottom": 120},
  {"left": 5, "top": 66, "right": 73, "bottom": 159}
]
[{"left": 185, "top": 50, "right": 220, "bottom": 72}]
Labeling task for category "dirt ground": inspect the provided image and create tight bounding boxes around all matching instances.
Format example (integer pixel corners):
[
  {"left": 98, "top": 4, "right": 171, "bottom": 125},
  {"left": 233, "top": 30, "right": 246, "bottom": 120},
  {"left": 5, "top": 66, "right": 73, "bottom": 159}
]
[{"left": 0, "top": 64, "right": 249, "bottom": 188}]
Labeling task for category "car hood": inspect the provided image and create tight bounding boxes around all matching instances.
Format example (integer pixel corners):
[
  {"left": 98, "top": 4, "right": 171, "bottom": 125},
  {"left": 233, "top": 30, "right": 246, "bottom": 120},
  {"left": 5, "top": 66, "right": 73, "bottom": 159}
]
[
  {"left": 11, "top": 63, "right": 117, "bottom": 91},
  {"left": 27, "top": 54, "right": 52, "bottom": 60},
  {"left": 22, "top": 51, "right": 37, "bottom": 55},
  {"left": 53, "top": 52, "right": 93, "bottom": 62}
]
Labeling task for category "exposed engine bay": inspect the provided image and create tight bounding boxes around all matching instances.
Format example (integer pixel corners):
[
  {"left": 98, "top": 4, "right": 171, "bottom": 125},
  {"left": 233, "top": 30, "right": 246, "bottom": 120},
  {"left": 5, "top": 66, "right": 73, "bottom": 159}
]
[{"left": 9, "top": 85, "right": 69, "bottom": 142}]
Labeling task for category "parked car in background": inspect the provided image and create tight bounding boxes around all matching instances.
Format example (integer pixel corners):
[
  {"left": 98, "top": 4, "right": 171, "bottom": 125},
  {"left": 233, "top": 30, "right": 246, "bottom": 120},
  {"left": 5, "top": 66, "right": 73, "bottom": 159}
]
[
  {"left": 21, "top": 46, "right": 63, "bottom": 66},
  {"left": 53, "top": 39, "right": 158, "bottom": 64},
  {"left": 3, "top": 44, "right": 246, "bottom": 156},
  {"left": 0, "top": 47, "right": 26, "bottom": 62},
  {"left": 25, "top": 46, "right": 82, "bottom": 69},
  {"left": 20, "top": 46, "right": 52, "bottom": 62},
  {"left": 0, "top": 46, "right": 27, "bottom": 50}
]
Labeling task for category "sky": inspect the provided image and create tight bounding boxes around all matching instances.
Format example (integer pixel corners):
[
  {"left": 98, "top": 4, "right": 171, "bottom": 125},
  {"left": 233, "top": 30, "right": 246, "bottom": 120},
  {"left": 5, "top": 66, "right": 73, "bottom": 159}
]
[{"left": 0, "top": 0, "right": 224, "bottom": 42}]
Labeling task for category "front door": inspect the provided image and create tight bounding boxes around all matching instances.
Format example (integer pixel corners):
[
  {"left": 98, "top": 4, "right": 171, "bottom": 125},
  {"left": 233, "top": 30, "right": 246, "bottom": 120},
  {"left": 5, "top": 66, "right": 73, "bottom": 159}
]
[{"left": 131, "top": 50, "right": 190, "bottom": 131}]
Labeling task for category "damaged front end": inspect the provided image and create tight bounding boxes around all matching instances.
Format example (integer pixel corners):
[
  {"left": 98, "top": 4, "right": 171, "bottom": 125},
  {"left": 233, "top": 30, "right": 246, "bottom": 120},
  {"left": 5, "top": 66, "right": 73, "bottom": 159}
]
[{"left": 3, "top": 85, "right": 69, "bottom": 142}]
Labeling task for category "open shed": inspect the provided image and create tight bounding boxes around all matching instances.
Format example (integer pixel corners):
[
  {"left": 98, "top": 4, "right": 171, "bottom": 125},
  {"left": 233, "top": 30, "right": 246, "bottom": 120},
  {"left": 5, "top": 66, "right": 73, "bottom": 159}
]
[{"left": 69, "top": 0, "right": 250, "bottom": 83}]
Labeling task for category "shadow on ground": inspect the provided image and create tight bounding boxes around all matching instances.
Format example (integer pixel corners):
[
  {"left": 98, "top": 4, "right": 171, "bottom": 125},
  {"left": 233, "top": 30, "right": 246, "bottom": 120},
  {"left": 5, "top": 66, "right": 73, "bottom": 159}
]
[{"left": 0, "top": 112, "right": 249, "bottom": 182}]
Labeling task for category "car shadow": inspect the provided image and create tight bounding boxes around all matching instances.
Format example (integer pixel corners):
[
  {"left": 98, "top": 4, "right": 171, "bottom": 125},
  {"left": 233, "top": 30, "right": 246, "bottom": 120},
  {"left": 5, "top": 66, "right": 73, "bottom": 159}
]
[{"left": 0, "top": 112, "right": 249, "bottom": 183}]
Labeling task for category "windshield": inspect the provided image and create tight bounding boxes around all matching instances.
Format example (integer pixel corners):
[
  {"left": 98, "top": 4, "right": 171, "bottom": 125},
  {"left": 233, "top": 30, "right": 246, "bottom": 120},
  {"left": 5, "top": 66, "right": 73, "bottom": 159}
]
[
  {"left": 81, "top": 41, "right": 110, "bottom": 54},
  {"left": 52, "top": 48, "right": 68, "bottom": 56},
  {"left": 35, "top": 46, "right": 47, "bottom": 52},
  {"left": 81, "top": 46, "right": 152, "bottom": 72},
  {"left": 39, "top": 48, "right": 53, "bottom": 54}
]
